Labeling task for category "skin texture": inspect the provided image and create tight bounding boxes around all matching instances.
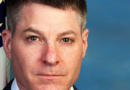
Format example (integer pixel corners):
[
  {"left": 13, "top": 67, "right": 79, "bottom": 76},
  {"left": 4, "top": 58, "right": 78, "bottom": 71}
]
[{"left": 2, "top": 3, "right": 89, "bottom": 90}]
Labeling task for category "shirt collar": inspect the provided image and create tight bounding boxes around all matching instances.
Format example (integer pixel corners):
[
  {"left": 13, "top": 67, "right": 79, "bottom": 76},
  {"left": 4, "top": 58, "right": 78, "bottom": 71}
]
[
  {"left": 11, "top": 78, "right": 74, "bottom": 90},
  {"left": 71, "top": 86, "right": 74, "bottom": 90},
  {"left": 11, "top": 78, "right": 19, "bottom": 90}
]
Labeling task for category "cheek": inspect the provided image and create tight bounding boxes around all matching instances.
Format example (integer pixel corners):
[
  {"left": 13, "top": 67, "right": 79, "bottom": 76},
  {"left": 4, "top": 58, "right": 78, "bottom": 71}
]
[
  {"left": 11, "top": 41, "right": 43, "bottom": 72},
  {"left": 58, "top": 44, "right": 83, "bottom": 84},
  {"left": 58, "top": 43, "right": 83, "bottom": 72},
  {"left": 59, "top": 43, "right": 83, "bottom": 61},
  {"left": 21, "top": 47, "right": 43, "bottom": 68}
]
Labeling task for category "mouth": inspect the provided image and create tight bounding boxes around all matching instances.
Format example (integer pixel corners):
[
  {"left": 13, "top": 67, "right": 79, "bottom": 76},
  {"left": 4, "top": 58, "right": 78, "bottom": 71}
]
[{"left": 37, "top": 74, "right": 63, "bottom": 79}]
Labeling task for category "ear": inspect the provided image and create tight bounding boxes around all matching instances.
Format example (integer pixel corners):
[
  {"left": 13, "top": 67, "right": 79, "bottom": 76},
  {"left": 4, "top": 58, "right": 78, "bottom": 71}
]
[
  {"left": 2, "top": 29, "right": 12, "bottom": 59},
  {"left": 82, "top": 29, "right": 89, "bottom": 58}
]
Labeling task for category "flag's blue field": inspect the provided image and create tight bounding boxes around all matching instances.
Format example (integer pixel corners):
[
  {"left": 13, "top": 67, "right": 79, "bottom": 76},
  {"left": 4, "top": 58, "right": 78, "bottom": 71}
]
[{"left": 0, "top": 0, "right": 6, "bottom": 47}]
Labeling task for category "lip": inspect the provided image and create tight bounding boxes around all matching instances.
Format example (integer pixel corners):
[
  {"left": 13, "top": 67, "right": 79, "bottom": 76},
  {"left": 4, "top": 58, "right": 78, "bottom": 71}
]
[{"left": 38, "top": 74, "right": 63, "bottom": 78}]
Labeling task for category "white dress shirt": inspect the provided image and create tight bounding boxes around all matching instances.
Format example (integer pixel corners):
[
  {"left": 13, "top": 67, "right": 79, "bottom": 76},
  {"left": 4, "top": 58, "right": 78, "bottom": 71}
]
[
  {"left": 11, "top": 78, "right": 74, "bottom": 90},
  {"left": 11, "top": 78, "right": 19, "bottom": 90}
]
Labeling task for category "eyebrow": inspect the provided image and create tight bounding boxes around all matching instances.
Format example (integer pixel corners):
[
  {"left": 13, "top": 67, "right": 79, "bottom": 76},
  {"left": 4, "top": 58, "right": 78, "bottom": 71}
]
[
  {"left": 22, "top": 27, "right": 77, "bottom": 37},
  {"left": 57, "top": 30, "right": 77, "bottom": 37},
  {"left": 22, "top": 28, "right": 42, "bottom": 35}
]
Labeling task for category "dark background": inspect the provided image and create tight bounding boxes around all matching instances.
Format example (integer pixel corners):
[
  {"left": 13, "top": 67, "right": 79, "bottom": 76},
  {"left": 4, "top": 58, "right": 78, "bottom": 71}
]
[{"left": 10, "top": 0, "right": 130, "bottom": 90}]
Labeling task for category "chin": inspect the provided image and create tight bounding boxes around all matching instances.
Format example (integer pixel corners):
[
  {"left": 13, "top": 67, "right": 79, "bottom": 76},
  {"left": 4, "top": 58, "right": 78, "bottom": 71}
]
[
  {"left": 28, "top": 75, "right": 72, "bottom": 90},
  {"left": 32, "top": 85, "right": 70, "bottom": 90}
]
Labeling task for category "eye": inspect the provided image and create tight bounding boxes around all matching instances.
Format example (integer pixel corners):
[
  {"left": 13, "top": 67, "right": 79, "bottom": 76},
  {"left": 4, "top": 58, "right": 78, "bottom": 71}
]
[
  {"left": 61, "top": 38, "right": 73, "bottom": 43},
  {"left": 27, "top": 36, "right": 39, "bottom": 41}
]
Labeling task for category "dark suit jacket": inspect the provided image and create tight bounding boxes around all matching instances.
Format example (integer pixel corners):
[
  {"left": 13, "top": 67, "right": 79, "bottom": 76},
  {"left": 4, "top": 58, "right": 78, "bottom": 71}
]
[
  {"left": 3, "top": 79, "right": 13, "bottom": 90},
  {"left": 3, "top": 79, "right": 78, "bottom": 90}
]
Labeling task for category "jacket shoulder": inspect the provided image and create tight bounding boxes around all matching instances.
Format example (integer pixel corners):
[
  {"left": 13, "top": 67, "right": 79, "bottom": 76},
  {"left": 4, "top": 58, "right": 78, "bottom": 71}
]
[
  {"left": 73, "top": 85, "right": 78, "bottom": 90},
  {"left": 3, "top": 79, "right": 14, "bottom": 90}
]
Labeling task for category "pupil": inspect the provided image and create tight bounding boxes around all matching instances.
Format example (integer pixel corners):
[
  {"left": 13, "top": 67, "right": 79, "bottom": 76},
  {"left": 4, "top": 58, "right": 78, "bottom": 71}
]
[
  {"left": 31, "top": 37, "right": 36, "bottom": 40},
  {"left": 63, "top": 38, "right": 69, "bottom": 42}
]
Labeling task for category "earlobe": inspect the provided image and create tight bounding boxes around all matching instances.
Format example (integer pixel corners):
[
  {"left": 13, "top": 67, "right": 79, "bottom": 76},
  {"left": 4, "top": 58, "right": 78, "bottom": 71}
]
[
  {"left": 2, "top": 29, "right": 12, "bottom": 59},
  {"left": 82, "top": 29, "right": 89, "bottom": 58}
]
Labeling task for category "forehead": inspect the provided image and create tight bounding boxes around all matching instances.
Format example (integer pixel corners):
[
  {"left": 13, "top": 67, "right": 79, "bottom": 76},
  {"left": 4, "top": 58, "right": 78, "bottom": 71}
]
[
  {"left": 15, "top": 3, "right": 81, "bottom": 35},
  {"left": 22, "top": 3, "right": 79, "bottom": 23}
]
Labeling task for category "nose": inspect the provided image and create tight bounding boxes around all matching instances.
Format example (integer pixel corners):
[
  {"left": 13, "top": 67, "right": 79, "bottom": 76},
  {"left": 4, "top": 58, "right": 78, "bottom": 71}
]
[{"left": 43, "top": 42, "right": 59, "bottom": 66}]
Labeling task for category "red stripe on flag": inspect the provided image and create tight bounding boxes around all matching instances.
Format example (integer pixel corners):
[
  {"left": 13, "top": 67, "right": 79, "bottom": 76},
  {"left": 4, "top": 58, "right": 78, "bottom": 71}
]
[{"left": 6, "top": 77, "right": 8, "bottom": 85}]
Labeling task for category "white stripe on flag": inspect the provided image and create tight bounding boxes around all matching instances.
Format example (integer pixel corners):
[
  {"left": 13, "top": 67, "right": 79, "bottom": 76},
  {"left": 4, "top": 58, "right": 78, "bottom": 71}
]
[
  {"left": 6, "top": 56, "right": 10, "bottom": 83},
  {"left": 0, "top": 46, "right": 6, "bottom": 89}
]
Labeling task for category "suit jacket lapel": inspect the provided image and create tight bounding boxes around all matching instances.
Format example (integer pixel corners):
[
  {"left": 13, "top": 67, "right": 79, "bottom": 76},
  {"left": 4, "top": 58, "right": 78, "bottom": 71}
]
[
  {"left": 3, "top": 79, "right": 78, "bottom": 90},
  {"left": 3, "top": 79, "right": 14, "bottom": 90},
  {"left": 73, "top": 85, "right": 78, "bottom": 90}
]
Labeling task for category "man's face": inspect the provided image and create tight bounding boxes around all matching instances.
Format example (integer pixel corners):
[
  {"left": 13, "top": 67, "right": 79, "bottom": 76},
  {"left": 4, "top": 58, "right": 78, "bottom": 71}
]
[{"left": 3, "top": 3, "right": 88, "bottom": 90}]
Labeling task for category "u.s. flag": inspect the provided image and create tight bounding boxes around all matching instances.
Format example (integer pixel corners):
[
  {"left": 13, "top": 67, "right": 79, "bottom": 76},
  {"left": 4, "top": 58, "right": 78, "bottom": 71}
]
[{"left": 0, "top": 0, "right": 10, "bottom": 89}]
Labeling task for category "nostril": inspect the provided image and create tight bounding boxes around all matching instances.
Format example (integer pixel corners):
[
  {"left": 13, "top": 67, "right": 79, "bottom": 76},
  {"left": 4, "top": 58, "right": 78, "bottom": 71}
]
[
  {"left": 56, "top": 61, "right": 59, "bottom": 64},
  {"left": 43, "top": 61, "right": 51, "bottom": 65},
  {"left": 44, "top": 61, "right": 47, "bottom": 64},
  {"left": 43, "top": 60, "right": 59, "bottom": 65}
]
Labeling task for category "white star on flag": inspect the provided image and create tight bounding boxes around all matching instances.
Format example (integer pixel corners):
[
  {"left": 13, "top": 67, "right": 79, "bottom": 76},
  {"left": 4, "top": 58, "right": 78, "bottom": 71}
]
[
  {"left": 0, "top": 0, "right": 5, "bottom": 4},
  {"left": 0, "top": 23, "right": 3, "bottom": 27}
]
